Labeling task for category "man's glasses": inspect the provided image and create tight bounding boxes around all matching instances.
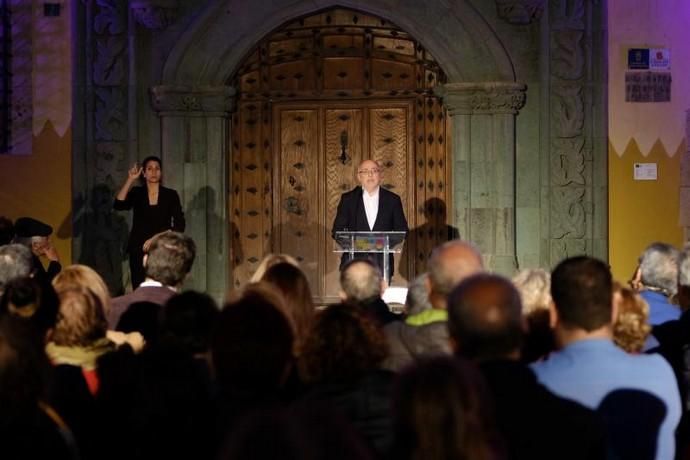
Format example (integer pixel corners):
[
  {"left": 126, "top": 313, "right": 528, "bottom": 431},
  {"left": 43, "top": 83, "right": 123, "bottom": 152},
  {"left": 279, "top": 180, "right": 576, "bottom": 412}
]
[{"left": 358, "top": 169, "right": 380, "bottom": 176}]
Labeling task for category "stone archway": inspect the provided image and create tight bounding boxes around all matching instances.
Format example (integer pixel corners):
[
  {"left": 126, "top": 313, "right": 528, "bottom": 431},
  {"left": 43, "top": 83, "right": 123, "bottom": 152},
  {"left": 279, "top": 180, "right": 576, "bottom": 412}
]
[{"left": 153, "top": 0, "right": 525, "bottom": 297}]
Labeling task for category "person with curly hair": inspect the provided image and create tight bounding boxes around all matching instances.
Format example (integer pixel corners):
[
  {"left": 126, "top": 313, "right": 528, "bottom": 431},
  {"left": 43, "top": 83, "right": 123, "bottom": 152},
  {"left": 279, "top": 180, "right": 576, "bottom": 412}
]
[
  {"left": 299, "top": 304, "right": 392, "bottom": 456},
  {"left": 612, "top": 282, "right": 651, "bottom": 353}
]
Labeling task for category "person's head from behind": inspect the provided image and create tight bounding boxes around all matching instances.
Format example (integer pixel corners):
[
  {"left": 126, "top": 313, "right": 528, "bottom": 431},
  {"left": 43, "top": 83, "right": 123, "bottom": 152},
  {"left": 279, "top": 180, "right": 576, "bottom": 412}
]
[
  {"left": 427, "top": 240, "right": 483, "bottom": 309},
  {"left": 212, "top": 284, "right": 294, "bottom": 394},
  {"left": 161, "top": 291, "right": 219, "bottom": 355},
  {"left": 447, "top": 273, "right": 524, "bottom": 362},
  {"left": 144, "top": 232, "right": 196, "bottom": 288},
  {"left": 299, "top": 303, "right": 388, "bottom": 384},
  {"left": 638, "top": 242, "right": 679, "bottom": 297},
  {"left": 0, "top": 316, "right": 53, "bottom": 416},
  {"left": 512, "top": 269, "right": 554, "bottom": 362},
  {"left": 405, "top": 273, "right": 432, "bottom": 316},
  {"left": 52, "top": 287, "right": 108, "bottom": 347},
  {"left": 52, "top": 264, "right": 111, "bottom": 316},
  {"left": 612, "top": 282, "right": 651, "bottom": 353},
  {"left": 550, "top": 256, "right": 613, "bottom": 333},
  {"left": 339, "top": 258, "right": 383, "bottom": 304},
  {"left": 249, "top": 253, "right": 300, "bottom": 283},
  {"left": 0, "top": 276, "right": 59, "bottom": 343},
  {"left": 0, "top": 217, "right": 14, "bottom": 246},
  {"left": 262, "top": 262, "right": 315, "bottom": 355},
  {"left": 0, "top": 244, "right": 33, "bottom": 296},
  {"left": 391, "top": 356, "right": 502, "bottom": 460}
]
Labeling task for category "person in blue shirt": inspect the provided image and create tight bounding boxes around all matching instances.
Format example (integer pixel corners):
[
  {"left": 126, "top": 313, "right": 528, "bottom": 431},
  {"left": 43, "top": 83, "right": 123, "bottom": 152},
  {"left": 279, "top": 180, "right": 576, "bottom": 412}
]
[{"left": 532, "top": 256, "right": 681, "bottom": 460}]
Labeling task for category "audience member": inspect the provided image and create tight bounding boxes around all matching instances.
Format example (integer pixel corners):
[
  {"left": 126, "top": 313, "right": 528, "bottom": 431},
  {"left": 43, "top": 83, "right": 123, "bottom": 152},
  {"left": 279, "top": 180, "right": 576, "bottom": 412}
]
[
  {"left": 513, "top": 268, "right": 556, "bottom": 362},
  {"left": 262, "top": 262, "right": 316, "bottom": 356},
  {"left": 448, "top": 272, "right": 606, "bottom": 459},
  {"left": 53, "top": 265, "right": 143, "bottom": 352},
  {"left": 213, "top": 284, "right": 294, "bottom": 433},
  {"left": 637, "top": 242, "right": 680, "bottom": 326},
  {"left": 390, "top": 356, "right": 505, "bottom": 460},
  {"left": 13, "top": 217, "right": 62, "bottom": 283},
  {"left": 299, "top": 304, "right": 393, "bottom": 456},
  {"left": 249, "top": 253, "right": 300, "bottom": 283},
  {"left": 612, "top": 282, "right": 651, "bottom": 353},
  {"left": 340, "top": 258, "right": 398, "bottom": 326},
  {"left": 0, "top": 316, "right": 78, "bottom": 460},
  {"left": 532, "top": 256, "right": 681, "bottom": 460},
  {"left": 109, "top": 231, "right": 195, "bottom": 328},
  {"left": 160, "top": 291, "right": 219, "bottom": 358},
  {"left": 0, "top": 276, "right": 59, "bottom": 344},
  {"left": 0, "top": 243, "right": 34, "bottom": 296},
  {"left": 382, "top": 240, "right": 483, "bottom": 371}
]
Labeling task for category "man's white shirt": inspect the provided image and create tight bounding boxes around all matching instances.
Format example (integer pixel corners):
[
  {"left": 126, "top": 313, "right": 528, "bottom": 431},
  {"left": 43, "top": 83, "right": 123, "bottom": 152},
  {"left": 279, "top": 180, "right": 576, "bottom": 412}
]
[{"left": 362, "top": 187, "right": 380, "bottom": 230}]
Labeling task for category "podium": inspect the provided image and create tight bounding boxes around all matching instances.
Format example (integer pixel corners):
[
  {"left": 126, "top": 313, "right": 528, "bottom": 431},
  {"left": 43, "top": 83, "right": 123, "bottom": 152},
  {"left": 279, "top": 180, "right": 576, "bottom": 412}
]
[{"left": 334, "top": 231, "right": 406, "bottom": 283}]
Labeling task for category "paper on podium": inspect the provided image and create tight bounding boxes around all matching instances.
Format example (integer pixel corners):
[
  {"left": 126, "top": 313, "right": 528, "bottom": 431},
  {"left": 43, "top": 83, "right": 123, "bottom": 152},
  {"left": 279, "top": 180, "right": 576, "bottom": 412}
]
[{"left": 382, "top": 286, "right": 408, "bottom": 305}]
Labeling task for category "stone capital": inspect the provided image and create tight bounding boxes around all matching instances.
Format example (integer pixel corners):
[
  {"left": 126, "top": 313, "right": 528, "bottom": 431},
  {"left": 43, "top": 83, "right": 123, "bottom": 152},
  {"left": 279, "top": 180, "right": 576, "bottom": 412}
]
[
  {"left": 435, "top": 82, "right": 527, "bottom": 115},
  {"left": 150, "top": 85, "right": 236, "bottom": 115},
  {"left": 495, "top": 0, "right": 546, "bottom": 25},
  {"left": 129, "top": 0, "right": 179, "bottom": 30}
]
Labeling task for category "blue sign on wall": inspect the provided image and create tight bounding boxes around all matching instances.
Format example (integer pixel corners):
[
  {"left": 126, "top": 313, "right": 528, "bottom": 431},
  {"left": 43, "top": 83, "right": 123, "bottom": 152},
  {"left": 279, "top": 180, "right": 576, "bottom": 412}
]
[{"left": 628, "top": 48, "right": 650, "bottom": 70}]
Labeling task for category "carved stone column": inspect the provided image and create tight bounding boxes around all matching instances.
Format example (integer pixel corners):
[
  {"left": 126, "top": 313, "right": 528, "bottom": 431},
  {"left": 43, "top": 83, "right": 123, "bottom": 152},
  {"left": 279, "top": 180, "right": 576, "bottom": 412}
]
[
  {"left": 436, "top": 82, "right": 526, "bottom": 274},
  {"left": 150, "top": 85, "right": 235, "bottom": 302}
]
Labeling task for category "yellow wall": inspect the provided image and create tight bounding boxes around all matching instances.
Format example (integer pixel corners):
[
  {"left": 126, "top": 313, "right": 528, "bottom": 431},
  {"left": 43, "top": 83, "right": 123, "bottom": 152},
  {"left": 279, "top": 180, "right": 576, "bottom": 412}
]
[
  {"left": 0, "top": 123, "right": 72, "bottom": 266},
  {"left": 0, "top": 3, "right": 73, "bottom": 266},
  {"left": 608, "top": 0, "right": 690, "bottom": 281},
  {"left": 608, "top": 140, "right": 684, "bottom": 281}
]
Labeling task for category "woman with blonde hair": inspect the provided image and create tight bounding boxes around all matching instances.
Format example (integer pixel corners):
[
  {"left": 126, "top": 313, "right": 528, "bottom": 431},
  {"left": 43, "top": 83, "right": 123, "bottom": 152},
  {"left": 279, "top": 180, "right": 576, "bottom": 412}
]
[
  {"left": 53, "top": 265, "right": 144, "bottom": 351},
  {"left": 612, "top": 282, "right": 651, "bottom": 353},
  {"left": 512, "top": 268, "right": 555, "bottom": 362}
]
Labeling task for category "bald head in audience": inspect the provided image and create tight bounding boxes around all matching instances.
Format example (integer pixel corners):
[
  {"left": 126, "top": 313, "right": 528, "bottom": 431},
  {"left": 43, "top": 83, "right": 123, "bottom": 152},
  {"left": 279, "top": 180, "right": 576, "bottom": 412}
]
[
  {"left": 427, "top": 240, "right": 484, "bottom": 310},
  {"left": 447, "top": 273, "right": 524, "bottom": 361}
]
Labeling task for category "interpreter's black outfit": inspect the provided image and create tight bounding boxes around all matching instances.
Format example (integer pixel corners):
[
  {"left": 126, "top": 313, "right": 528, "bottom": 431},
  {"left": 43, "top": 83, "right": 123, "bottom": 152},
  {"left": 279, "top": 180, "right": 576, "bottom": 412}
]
[{"left": 113, "top": 186, "right": 185, "bottom": 288}]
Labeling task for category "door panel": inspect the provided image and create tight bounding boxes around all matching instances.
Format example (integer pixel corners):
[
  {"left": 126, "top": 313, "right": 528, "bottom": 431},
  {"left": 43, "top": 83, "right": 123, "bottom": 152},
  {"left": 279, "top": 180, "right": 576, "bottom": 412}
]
[{"left": 275, "top": 101, "right": 414, "bottom": 303}]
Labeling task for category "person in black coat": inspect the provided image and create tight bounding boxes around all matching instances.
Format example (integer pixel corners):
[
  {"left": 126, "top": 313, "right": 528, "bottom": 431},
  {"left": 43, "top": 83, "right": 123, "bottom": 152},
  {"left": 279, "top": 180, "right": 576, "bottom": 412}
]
[
  {"left": 114, "top": 156, "right": 185, "bottom": 289},
  {"left": 447, "top": 273, "right": 607, "bottom": 460},
  {"left": 332, "top": 159, "right": 408, "bottom": 282},
  {"left": 13, "top": 217, "right": 62, "bottom": 284}
]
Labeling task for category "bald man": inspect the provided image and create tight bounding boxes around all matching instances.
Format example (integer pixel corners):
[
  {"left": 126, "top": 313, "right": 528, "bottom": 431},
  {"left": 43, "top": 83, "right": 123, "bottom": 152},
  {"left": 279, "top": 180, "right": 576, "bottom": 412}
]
[
  {"left": 332, "top": 159, "right": 408, "bottom": 282},
  {"left": 382, "top": 240, "right": 484, "bottom": 371}
]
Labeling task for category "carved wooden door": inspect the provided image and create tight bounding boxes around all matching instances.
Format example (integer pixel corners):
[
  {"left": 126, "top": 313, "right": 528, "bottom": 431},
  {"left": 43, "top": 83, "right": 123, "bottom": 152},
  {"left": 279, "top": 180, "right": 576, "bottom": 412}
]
[{"left": 274, "top": 101, "right": 414, "bottom": 303}]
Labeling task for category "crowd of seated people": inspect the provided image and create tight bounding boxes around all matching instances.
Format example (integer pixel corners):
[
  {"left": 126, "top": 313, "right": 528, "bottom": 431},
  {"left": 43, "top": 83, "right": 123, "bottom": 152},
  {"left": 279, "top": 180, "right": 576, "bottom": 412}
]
[{"left": 3, "top": 216, "right": 690, "bottom": 459}]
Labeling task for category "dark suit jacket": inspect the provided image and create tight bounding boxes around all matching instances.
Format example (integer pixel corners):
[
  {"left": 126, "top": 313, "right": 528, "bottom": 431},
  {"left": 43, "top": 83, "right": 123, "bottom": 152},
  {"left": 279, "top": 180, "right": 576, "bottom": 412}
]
[
  {"left": 479, "top": 359, "right": 606, "bottom": 460},
  {"left": 108, "top": 285, "right": 176, "bottom": 329},
  {"left": 332, "top": 186, "right": 408, "bottom": 279}
]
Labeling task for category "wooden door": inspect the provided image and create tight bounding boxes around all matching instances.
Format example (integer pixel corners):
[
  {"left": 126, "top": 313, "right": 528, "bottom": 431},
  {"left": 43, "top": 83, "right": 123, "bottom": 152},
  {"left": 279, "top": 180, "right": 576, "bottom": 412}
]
[{"left": 274, "top": 101, "right": 414, "bottom": 303}]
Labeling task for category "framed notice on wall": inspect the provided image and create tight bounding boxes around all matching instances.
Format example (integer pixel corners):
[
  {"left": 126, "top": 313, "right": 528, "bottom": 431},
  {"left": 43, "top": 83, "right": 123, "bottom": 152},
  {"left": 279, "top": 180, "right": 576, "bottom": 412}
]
[{"left": 625, "top": 71, "right": 671, "bottom": 102}]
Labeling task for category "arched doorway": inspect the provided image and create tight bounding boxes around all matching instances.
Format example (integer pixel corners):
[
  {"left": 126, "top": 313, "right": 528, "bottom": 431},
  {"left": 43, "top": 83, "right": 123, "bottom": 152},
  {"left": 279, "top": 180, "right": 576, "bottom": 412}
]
[{"left": 229, "top": 8, "right": 453, "bottom": 303}]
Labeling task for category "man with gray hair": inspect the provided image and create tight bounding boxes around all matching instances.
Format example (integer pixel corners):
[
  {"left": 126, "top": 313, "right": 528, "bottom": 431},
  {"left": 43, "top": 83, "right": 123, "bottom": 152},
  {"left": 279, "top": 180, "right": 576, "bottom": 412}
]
[
  {"left": 339, "top": 258, "right": 398, "bottom": 326},
  {"left": 637, "top": 242, "right": 680, "bottom": 326},
  {"left": 109, "top": 231, "right": 196, "bottom": 328},
  {"left": 382, "top": 240, "right": 484, "bottom": 371},
  {"left": 0, "top": 244, "right": 34, "bottom": 296}
]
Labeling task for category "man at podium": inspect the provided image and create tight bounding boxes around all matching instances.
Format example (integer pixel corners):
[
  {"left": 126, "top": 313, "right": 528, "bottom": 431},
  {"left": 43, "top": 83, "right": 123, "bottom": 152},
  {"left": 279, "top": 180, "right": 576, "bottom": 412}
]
[{"left": 332, "top": 159, "right": 408, "bottom": 282}]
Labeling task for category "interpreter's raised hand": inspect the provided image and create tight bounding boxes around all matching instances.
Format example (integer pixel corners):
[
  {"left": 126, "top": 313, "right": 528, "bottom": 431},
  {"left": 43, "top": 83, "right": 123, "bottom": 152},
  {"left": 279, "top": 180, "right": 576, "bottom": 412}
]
[{"left": 127, "top": 163, "right": 143, "bottom": 181}]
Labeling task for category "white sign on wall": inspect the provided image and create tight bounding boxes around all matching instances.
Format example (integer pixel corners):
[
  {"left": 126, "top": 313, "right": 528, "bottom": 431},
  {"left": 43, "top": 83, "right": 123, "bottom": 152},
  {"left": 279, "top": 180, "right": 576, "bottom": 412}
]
[
  {"left": 634, "top": 163, "right": 658, "bottom": 180},
  {"left": 650, "top": 48, "right": 671, "bottom": 70}
]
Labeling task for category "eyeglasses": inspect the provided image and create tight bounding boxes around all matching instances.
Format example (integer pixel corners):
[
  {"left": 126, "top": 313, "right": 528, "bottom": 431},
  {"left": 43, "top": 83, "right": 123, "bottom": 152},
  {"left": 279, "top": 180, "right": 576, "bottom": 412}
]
[{"left": 358, "top": 169, "right": 380, "bottom": 176}]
